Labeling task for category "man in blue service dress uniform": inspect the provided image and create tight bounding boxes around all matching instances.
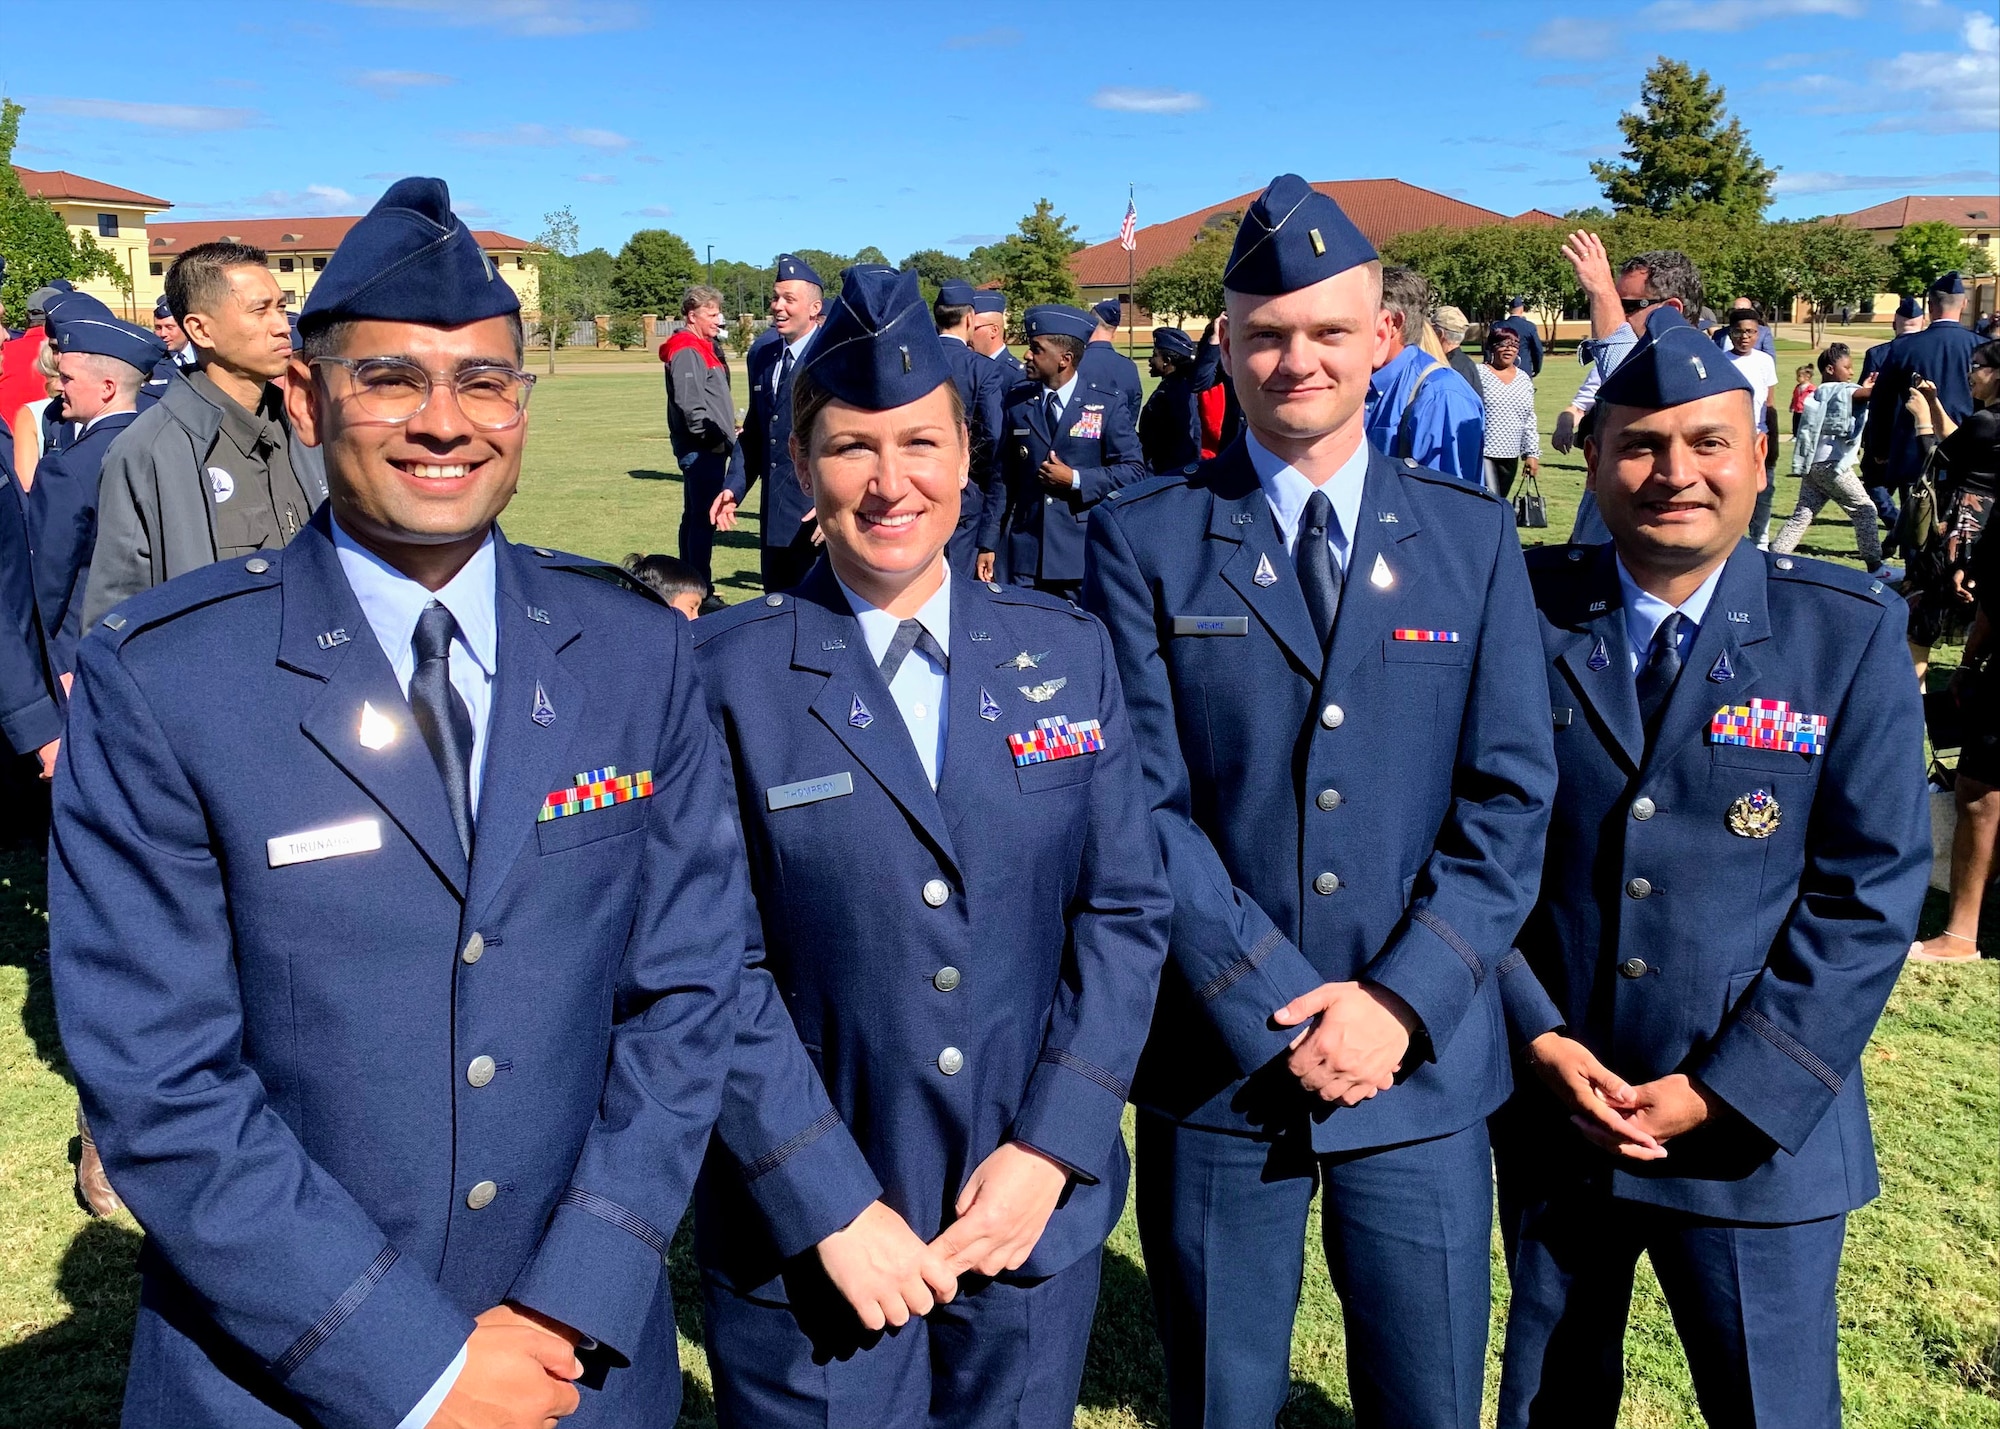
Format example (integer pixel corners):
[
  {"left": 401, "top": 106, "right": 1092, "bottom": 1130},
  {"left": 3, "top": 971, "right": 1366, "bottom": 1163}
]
[
  {"left": 689, "top": 264, "right": 1170, "bottom": 1428},
  {"left": 933, "top": 277, "right": 1008, "bottom": 580},
  {"left": 1139, "top": 324, "right": 1221, "bottom": 477},
  {"left": 47, "top": 177, "right": 748, "bottom": 1429},
  {"left": 1001, "top": 304, "right": 1146, "bottom": 602},
  {"left": 1085, "top": 174, "right": 1557, "bottom": 1429},
  {"left": 968, "top": 289, "right": 1024, "bottom": 382},
  {"left": 1491, "top": 308, "right": 1930, "bottom": 1429},
  {"left": 1862, "top": 271, "right": 1982, "bottom": 509},
  {"left": 718, "top": 253, "right": 825, "bottom": 593},
  {"left": 1080, "top": 297, "right": 1144, "bottom": 429}
]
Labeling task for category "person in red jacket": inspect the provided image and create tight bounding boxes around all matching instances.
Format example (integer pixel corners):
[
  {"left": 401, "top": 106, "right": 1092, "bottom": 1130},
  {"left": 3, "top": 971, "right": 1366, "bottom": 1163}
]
[{"left": 661, "top": 284, "right": 738, "bottom": 585}]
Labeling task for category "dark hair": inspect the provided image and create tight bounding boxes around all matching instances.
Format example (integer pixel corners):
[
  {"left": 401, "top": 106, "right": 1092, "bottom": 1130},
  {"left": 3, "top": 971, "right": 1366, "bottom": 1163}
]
[
  {"left": 165, "top": 241, "right": 270, "bottom": 325},
  {"left": 1620, "top": 250, "right": 1703, "bottom": 317},
  {"left": 1972, "top": 339, "right": 2000, "bottom": 372},
  {"left": 1378, "top": 265, "right": 1433, "bottom": 343},
  {"left": 1031, "top": 332, "right": 1086, "bottom": 368},
  {"left": 1727, "top": 307, "right": 1761, "bottom": 329},
  {"left": 790, "top": 364, "right": 967, "bottom": 459},
  {"left": 621, "top": 552, "right": 709, "bottom": 602},
  {"left": 933, "top": 297, "right": 974, "bottom": 330},
  {"left": 1816, "top": 342, "right": 1850, "bottom": 378},
  {"left": 298, "top": 310, "right": 525, "bottom": 364}
]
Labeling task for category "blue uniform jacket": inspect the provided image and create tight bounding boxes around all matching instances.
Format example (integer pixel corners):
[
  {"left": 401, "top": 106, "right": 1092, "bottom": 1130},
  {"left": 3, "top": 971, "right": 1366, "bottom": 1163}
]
[
  {"left": 1138, "top": 342, "right": 1222, "bottom": 477},
  {"left": 991, "top": 347, "right": 1026, "bottom": 383},
  {"left": 28, "top": 407, "right": 139, "bottom": 678},
  {"left": 1862, "top": 318, "right": 1981, "bottom": 483},
  {"left": 728, "top": 326, "right": 817, "bottom": 551},
  {"left": 48, "top": 515, "right": 748, "bottom": 1428},
  {"left": 1084, "top": 442, "right": 1555, "bottom": 1150},
  {"left": 0, "top": 423, "right": 62, "bottom": 754},
  {"left": 1494, "top": 542, "right": 1929, "bottom": 1223},
  {"left": 1001, "top": 377, "right": 1147, "bottom": 587},
  {"left": 941, "top": 336, "right": 1009, "bottom": 553},
  {"left": 1079, "top": 340, "right": 1144, "bottom": 429},
  {"left": 689, "top": 565, "right": 1170, "bottom": 1293}
]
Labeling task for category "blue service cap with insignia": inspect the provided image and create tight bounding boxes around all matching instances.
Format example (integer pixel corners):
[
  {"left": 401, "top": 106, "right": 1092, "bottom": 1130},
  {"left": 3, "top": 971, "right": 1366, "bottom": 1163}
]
[
  {"left": 1894, "top": 295, "right": 1924, "bottom": 319},
  {"left": 969, "top": 289, "right": 1006, "bottom": 315},
  {"left": 936, "top": 278, "right": 978, "bottom": 308},
  {"left": 153, "top": 294, "right": 173, "bottom": 321},
  {"left": 1595, "top": 304, "right": 1753, "bottom": 412},
  {"left": 1091, "top": 298, "right": 1123, "bottom": 328},
  {"left": 300, "top": 176, "right": 517, "bottom": 333},
  {"left": 1223, "top": 173, "right": 1378, "bottom": 297},
  {"left": 800, "top": 264, "right": 953, "bottom": 411},
  {"left": 1022, "top": 305, "right": 1095, "bottom": 343},
  {"left": 1153, "top": 326, "right": 1197, "bottom": 361},
  {"left": 774, "top": 253, "right": 824, "bottom": 289},
  {"left": 1929, "top": 270, "right": 1965, "bottom": 297},
  {"left": 47, "top": 292, "right": 169, "bottom": 372}
]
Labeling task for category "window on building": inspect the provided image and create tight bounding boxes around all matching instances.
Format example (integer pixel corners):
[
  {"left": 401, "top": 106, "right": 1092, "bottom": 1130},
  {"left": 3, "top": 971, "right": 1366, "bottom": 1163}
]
[
  {"left": 150, "top": 261, "right": 163, "bottom": 276},
  {"left": 516, "top": 257, "right": 525, "bottom": 269},
  {"left": 279, "top": 257, "right": 295, "bottom": 272},
  {"left": 312, "top": 256, "right": 327, "bottom": 270},
  {"left": 97, "top": 213, "right": 119, "bottom": 238}
]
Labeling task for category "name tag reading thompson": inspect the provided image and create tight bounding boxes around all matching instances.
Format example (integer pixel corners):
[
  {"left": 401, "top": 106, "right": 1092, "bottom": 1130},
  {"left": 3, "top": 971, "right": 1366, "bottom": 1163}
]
[
  {"left": 268, "top": 818, "right": 383, "bottom": 868},
  {"left": 766, "top": 772, "right": 855, "bottom": 812},
  {"left": 1172, "top": 616, "right": 1249, "bottom": 636}
]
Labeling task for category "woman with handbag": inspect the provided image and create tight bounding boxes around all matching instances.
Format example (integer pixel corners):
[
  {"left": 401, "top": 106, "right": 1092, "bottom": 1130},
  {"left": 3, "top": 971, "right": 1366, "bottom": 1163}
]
[{"left": 1476, "top": 324, "right": 1539, "bottom": 503}]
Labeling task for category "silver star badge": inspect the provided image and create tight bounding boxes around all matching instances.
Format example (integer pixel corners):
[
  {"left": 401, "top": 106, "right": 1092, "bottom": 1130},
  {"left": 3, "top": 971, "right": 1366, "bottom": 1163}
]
[
  {"left": 1019, "top": 677, "right": 1068, "bottom": 702},
  {"left": 1000, "top": 650, "right": 1050, "bottom": 671}
]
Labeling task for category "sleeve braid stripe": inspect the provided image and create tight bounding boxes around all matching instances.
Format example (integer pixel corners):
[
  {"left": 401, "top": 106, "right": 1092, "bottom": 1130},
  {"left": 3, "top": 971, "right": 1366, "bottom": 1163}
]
[
  {"left": 271, "top": 1245, "right": 399, "bottom": 1380},
  {"left": 1740, "top": 1008, "right": 1844, "bottom": 1093},
  {"left": 560, "top": 1186, "right": 671, "bottom": 1257},
  {"left": 1195, "top": 927, "right": 1289, "bottom": 1003},
  {"left": 742, "top": 1107, "right": 843, "bottom": 1181},
  {"left": 1039, "top": 1048, "right": 1130, "bottom": 1101},
  {"left": 1413, "top": 907, "right": 1486, "bottom": 985}
]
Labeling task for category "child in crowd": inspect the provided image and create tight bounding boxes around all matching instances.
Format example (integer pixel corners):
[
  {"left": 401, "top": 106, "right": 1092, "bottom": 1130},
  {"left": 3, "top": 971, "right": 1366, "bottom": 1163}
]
[
  {"left": 1791, "top": 364, "right": 1815, "bottom": 438},
  {"left": 623, "top": 551, "right": 717, "bottom": 619}
]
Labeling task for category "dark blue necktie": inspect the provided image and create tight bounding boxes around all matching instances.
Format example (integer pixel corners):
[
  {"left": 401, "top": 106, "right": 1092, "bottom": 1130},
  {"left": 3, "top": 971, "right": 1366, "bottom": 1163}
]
[
  {"left": 1636, "top": 611, "right": 1684, "bottom": 735},
  {"left": 410, "top": 602, "right": 476, "bottom": 858},
  {"left": 1046, "top": 390, "right": 1063, "bottom": 432},
  {"left": 1297, "top": 489, "right": 1342, "bottom": 650},
  {"left": 879, "top": 618, "right": 947, "bottom": 681}
]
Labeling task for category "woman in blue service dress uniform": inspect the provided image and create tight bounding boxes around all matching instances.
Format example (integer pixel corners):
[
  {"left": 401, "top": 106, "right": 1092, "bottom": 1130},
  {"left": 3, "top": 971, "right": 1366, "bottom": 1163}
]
[{"left": 687, "top": 263, "right": 1171, "bottom": 1429}]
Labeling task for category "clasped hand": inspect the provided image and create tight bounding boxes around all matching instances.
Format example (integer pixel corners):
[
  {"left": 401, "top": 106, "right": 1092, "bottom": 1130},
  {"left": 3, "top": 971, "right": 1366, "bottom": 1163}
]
[
  {"left": 1271, "top": 982, "right": 1418, "bottom": 1105},
  {"left": 428, "top": 1303, "right": 582, "bottom": 1429},
  {"left": 1524, "top": 1032, "right": 1720, "bottom": 1160}
]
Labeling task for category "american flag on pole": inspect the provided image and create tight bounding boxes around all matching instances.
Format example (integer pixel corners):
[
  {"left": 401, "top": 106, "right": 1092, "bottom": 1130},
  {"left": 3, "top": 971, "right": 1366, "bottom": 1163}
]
[{"left": 1118, "top": 198, "right": 1138, "bottom": 252}]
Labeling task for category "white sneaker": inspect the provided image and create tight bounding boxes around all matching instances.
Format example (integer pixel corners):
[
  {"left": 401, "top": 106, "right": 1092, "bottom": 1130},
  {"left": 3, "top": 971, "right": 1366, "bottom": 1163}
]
[{"left": 1756, "top": 538, "right": 1771, "bottom": 551}]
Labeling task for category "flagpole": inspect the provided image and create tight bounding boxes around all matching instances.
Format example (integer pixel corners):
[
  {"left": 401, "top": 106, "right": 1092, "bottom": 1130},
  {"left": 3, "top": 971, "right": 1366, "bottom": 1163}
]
[{"left": 1125, "top": 182, "right": 1135, "bottom": 361}]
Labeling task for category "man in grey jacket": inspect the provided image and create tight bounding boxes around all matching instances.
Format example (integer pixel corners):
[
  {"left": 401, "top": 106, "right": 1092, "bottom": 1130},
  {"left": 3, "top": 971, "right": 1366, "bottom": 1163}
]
[
  {"left": 83, "top": 241, "right": 325, "bottom": 633},
  {"left": 662, "top": 283, "right": 736, "bottom": 587}
]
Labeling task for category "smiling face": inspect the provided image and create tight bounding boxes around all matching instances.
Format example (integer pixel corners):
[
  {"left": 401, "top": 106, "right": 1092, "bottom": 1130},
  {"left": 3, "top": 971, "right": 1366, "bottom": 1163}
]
[
  {"left": 686, "top": 301, "right": 722, "bottom": 341},
  {"left": 289, "top": 316, "right": 527, "bottom": 566},
  {"left": 795, "top": 382, "right": 967, "bottom": 606},
  {"left": 1221, "top": 263, "right": 1387, "bottom": 447},
  {"left": 770, "top": 279, "right": 822, "bottom": 340},
  {"left": 1587, "top": 391, "right": 1765, "bottom": 581}
]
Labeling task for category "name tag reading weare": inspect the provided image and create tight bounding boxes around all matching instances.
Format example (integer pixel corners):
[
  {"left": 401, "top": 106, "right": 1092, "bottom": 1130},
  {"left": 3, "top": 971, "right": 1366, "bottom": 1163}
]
[
  {"left": 539, "top": 766, "right": 656, "bottom": 822},
  {"left": 1172, "top": 616, "right": 1249, "bottom": 636},
  {"left": 268, "top": 818, "right": 382, "bottom": 868},
  {"left": 766, "top": 772, "right": 855, "bottom": 811},
  {"left": 1008, "top": 715, "right": 1105, "bottom": 767}
]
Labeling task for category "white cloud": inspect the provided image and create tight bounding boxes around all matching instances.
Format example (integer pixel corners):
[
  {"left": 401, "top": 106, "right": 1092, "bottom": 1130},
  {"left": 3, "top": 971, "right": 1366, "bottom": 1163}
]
[
  {"left": 452, "top": 202, "right": 494, "bottom": 219},
  {"left": 577, "top": 173, "right": 617, "bottom": 185},
  {"left": 630, "top": 205, "right": 674, "bottom": 218},
  {"left": 1526, "top": 16, "right": 1619, "bottom": 59},
  {"left": 1774, "top": 166, "right": 2000, "bottom": 195},
  {"left": 29, "top": 97, "right": 256, "bottom": 130},
  {"left": 352, "top": 69, "right": 453, "bottom": 94},
  {"left": 566, "top": 127, "right": 633, "bottom": 151},
  {"left": 1867, "top": 10, "right": 2000, "bottom": 133},
  {"left": 181, "top": 184, "right": 364, "bottom": 217},
  {"left": 1642, "top": 0, "right": 1863, "bottom": 30},
  {"left": 347, "top": 0, "right": 641, "bottom": 36},
  {"left": 453, "top": 123, "right": 634, "bottom": 150},
  {"left": 1091, "top": 86, "right": 1207, "bottom": 115}
]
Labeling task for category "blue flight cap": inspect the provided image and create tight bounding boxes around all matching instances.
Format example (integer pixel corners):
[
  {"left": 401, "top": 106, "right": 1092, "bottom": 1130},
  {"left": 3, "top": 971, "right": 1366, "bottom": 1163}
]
[
  {"left": 300, "top": 177, "right": 517, "bottom": 334},
  {"left": 154, "top": 294, "right": 174, "bottom": 321},
  {"left": 47, "top": 292, "right": 169, "bottom": 373},
  {"left": 1594, "top": 304, "right": 1753, "bottom": 412},
  {"left": 1223, "top": 173, "right": 1377, "bottom": 297},
  {"left": 800, "top": 264, "right": 953, "bottom": 411},
  {"left": 774, "top": 253, "right": 823, "bottom": 289},
  {"left": 1022, "top": 305, "right": 1095, "bottom": 343},
  {"left": 1929, "top": 270, "right": 1965, "bottom": 297},
  {"left": 1894, "top": 295, "right": 1924, "bottom": 319},
  {"left": 936, "top": 278, "right": 978, "bottom": 308},
  {"left": 1091, "top": 297, "right": 1123, "bottom": 328},
  {"left": 1153, "top": 326, "right": 1197, "bottom": 361},
  {"left": 969, "top": 289, "right": 1006, "bottom": 315}
]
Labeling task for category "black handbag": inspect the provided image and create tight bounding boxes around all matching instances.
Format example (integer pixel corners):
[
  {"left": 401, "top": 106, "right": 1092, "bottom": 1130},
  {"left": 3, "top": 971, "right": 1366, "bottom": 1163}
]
[{"left": 1514, "top": 472, "right": 1548, "bottom": 529}]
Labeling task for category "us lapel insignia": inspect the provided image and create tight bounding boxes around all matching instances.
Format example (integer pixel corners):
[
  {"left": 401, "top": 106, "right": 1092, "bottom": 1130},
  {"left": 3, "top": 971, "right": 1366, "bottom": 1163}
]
[
  {"left": 1378, "top": 511, "right": 1399, "bottom": 524},
  {"left": 1369, "top": 553, "right": 1394, "bottom": 589},
  {"left": 1727, "top": 788, "right": 1781, "bottom": 839},
  {"left": 1020, "top": 676, "right": 1068, "bottom": 702},
  {"left": 358, "top": 700, "right": 397, "bottom": 750},
  {"left": 822, "top": 638, "right": 847, "bottom": 651},
  {"left": 979, "top": 688, "right": 1002, "bottom": 721},
  {"left": 1231, "top": 512, "right": 1256, "bottom": 525},
  {"left": 970, "top": 630, "right": 992, "bottom": 642},
  {"left": 1588, "top": 600, "right": 1608, "bottom": 612},
  {"left": 531, "top": 682, "right": 556, "bottom": 727},
  {"left": 316, "top": 628, "right": 350, "bottom": 650},
  {"left": 1000, "top": 650, "right": 1047, "bottom": 670},
  {"left": 527, "top": 606, "right": 551, "bottom": 625},
  {"left": 1253, "top": 552, "right": 1278, "bottom": 587},
  {"left": 1708, "top": 651, "right": 1735, "bottom": 682},
  {"left": 849, "top": 694, "right": 873, "bottom": 729},
  {"left": 1586, "top": 637, "right": 1610, "bottom": 672}
]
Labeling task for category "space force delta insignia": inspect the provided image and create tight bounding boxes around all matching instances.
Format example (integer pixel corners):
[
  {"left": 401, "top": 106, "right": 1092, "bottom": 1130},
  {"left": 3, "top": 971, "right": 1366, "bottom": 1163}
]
[
  {"left": 1709, "top": 699, "right": 1828, "bottom": 755},
  {"left": 1007, "top": 715, "right": 1105, "bottom": 767},
  {"left": 539, "top": 766, "right": 655, "bottom": 822}
]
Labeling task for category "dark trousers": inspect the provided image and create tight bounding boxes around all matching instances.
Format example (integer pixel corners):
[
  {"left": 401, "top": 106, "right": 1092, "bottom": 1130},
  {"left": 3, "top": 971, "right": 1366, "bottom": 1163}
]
[
  {"left": 946, "top": 508, "right": 992, "bottom": 580},
  {"left": 1497, "top": 1184, "right": 1846, "bottom": 1429},
  {"left": 677, "top": 450, "right": 729, "bottom": 586},
  {"left": 761, "top": 524, "right": 820, "bottom": 594},
  {"left": 1870, "top": 484, "right": 1901, "bottom": 552},
  {"left": 700, "top": 1249, "right": 1101, "bottom": 1429},
  {"left": 1135, "top": 1113, "right": 1492, "bottom": 1429}
]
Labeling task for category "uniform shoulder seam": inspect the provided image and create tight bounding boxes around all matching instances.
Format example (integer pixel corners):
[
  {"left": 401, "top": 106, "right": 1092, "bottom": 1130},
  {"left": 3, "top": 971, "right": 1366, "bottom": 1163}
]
[
  {"left": 1399, "top": 461, "right": 1502, "bottom": 502},
  {"left": 1104, "top": 470, "right": 1190, "bottom": 508},
  {"left": 690, "top": 598, "right": 792, "bottom": 647},
  {"left": 1768, "top": 553, "right": 1894, "bottom": 604}
]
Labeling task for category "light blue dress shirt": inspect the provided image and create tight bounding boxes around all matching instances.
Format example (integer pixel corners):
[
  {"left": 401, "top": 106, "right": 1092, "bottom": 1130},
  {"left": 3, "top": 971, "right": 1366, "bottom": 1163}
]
[
  {"left": 837, "top": 563, "right": 952, "bottom": 787},
  {"left": 1615, "top": 553, "right": 1724, "bottom": 674},
  {"left": 331, "top": 517, "right": 498, "bottom": 813},
  {"left": 1244, "top": 429, "right": 1369, "bottom": 572}
]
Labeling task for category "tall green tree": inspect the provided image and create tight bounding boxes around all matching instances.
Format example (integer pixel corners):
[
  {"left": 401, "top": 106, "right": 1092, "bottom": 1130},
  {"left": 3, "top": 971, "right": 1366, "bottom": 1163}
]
[
  {"left": 1786, "top": 222, "right": 1893, "bottom": 342},
  {"left": 0, "top": 100, "right": 128, "bottom": 317},
  {"left": 711, "top": 258, "right": 774, "bottom": 319},
  {"left": 612, "top": 229, "right": 702, "bottom": 315},
  {"left": 963, "top": 240, "right": 1009, "bottom": 286},
  {"left": 1886, "top": 220, "right": 1994, "bottom": 300},
  {"left": 852, "top": 245, "right": 890, "bottom": 267},
  {"left": 1135, "top": 215, "right": 1237, "bottom": 324},
  {"left": 533, "top": 206, "right": 580, "bottom": 373},
  {"left": 900, "top": 248, "right": 971, "bottom": 304},
  {"left": 1591, "top": 58, "right": 1775, "bottom": 219},
  {"left": 568, "top": 247, "right": 617, "bottom": 318},
  {"left": 997, "top": 199, "right": 1082, "bottom": 308}
]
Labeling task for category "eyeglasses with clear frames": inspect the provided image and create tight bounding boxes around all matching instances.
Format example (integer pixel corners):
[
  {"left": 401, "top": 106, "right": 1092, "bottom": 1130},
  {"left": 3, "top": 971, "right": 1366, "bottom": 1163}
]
[{"left": 310, "top": 356, "right": 537, "bottom": 431}]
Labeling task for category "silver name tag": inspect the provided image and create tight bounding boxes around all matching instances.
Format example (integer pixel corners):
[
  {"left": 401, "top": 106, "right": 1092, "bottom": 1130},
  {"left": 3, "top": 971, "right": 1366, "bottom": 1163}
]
[
  {"left": 766, "top": 772, "right": 855, "bottom": 811},
  {"left": 1172, "top": 616, "right": 1249, "bottom": 636},
  {"left": 268, "top": 818, "right": 382, "bottom": 868}
]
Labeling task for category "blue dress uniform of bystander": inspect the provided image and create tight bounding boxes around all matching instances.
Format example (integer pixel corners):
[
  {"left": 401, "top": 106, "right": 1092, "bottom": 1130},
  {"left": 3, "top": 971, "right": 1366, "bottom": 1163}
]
[
  {"left": 727, "top": 253, "right": 825, "bottom": 593},
  {"left": 934, "top": 277, "right": 1009, "bottom": 575}
]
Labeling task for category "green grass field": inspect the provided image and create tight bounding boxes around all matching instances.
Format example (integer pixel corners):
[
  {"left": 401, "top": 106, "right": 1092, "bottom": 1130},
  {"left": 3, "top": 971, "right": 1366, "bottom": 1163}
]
[{"left": 2, "top": 346, "right": 1994, "bottom": 1428}]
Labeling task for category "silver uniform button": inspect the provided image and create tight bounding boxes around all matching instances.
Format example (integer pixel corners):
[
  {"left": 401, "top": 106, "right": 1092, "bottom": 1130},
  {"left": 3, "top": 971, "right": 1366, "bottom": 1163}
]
[
  {"left": 1626, "top": 877, "right": 1653, "bottom": 899},
  {"left": 1631, "top": 797, "right": 1656, "bottom": 821},
  {"left": 987, "top": 581, "right": 1003, "bottom": 594},
  {"left": 532, "top": 547, "right": 554, "bottom": 557},
  {"left": 938, "top": 1046, "right": 965, "bottom": 1075},
  {"left": 466, "top": 1180, "right": 497, "bottom": 1210},
  {"left": 1618, "top": 957, "right": 1648, "bottom": 979},
  {"left": 922, "top": 878, "right": 951, "bottom": 907},
  {"left": 461, "top": 932, "right": 485, "bottom": 965},
  {"left": 1316, "top": 789, "right": 1343, "bottom": 811},
  {"left": 244, "top": 557, "right": 271, "bottom": 574},
  {"left": 1313, "top": 871, "right": 1341, "bottom": 895},
  {"left": 765, "top": 594, "right": 784, "bottom": 607},
  {"left": 1320, "top": 704, "right": 1344, "bottom": 730},
  {"left": 934, "top": 966, "right": 961, "bottom": 992},
  {"left": 467, "top": 1055, "right": 496, "bottom": 1088},
  {"left": 1775, "top": 557, "right": 1794, "bottom": 570}
]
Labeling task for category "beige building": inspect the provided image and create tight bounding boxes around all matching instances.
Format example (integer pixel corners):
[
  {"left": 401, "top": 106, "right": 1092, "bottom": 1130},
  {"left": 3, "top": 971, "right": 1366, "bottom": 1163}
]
[
  {"left": 1819, "top": 194, "right": 1998, "bottom": 324},
  {"left": 13, "top": 166, "right": 172, "bottom": 321}
]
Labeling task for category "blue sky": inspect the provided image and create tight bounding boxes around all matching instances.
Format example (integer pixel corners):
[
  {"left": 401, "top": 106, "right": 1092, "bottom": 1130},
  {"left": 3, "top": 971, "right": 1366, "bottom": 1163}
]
[{"left": 9, "top": 0, "right": 1997, "bottom": 262}]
